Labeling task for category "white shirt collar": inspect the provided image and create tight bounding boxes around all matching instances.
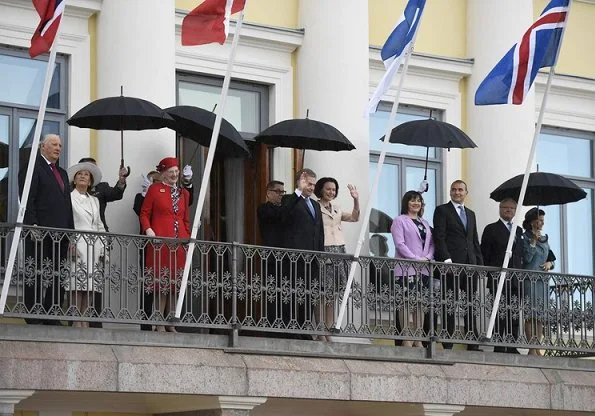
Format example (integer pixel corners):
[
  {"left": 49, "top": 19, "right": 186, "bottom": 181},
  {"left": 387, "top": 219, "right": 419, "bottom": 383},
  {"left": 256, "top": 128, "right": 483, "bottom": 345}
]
[
  {"left": 41, "top": 153, "right": 53, "bottom": 165},
  {"left": 450, "top": 200, "right": 464, "bottom": 210}
]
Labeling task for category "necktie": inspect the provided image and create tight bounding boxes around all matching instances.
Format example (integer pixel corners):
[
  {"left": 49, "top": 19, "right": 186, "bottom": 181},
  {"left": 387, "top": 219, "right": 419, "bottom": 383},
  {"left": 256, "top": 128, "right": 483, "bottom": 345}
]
[
  {"left": 458, "top": 205, "right": 467, "bottom": 229},
  {"left": 305, "top": 197, "right": 315, "bottom": 218},
  {"left": 50, "top": 163, "right": 65, "bottom": 193},
  {"left": 507, "top": 222, "right": 512, "bottom": 232}
]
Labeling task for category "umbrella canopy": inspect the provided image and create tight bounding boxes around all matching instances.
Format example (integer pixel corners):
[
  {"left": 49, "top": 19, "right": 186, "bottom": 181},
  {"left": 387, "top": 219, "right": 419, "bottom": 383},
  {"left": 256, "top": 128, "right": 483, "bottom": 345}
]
[
  {"left": 490, "top": 172, "right": 587, "bottom": 206},
  {"left": 164, "top": 105, "right": 250, "bottom": 159},
  {"left": 255, "top": 118, "right": 355, "bottom": 151},
  {"left": 381, "top": 119, "right": 477, "bottom": 149},
  {"left": 68, "top": 96, "right": 174, "bottom": 131},
  {"left": 369, "top": 208, "right": 393, "bottom": 233}
]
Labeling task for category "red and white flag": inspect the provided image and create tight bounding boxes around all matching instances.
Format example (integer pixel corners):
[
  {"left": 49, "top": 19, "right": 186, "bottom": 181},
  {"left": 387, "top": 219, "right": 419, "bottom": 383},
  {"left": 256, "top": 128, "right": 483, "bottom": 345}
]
[
  {"left": 181, "top": 0, "right": 245, "bottom": 46},
  {"left": 29, "top": 0, "right": 65, "bottom": 58}
]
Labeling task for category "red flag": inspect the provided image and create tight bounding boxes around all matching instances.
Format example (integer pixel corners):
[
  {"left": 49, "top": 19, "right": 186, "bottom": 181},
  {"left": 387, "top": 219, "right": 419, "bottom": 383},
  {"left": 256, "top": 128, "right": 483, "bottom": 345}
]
[
  {"left": 29, "top": 0, "right": 65, "bottom": 58},
  {"left": 181, "top": 0, "right": 246, "bottom": 46}
]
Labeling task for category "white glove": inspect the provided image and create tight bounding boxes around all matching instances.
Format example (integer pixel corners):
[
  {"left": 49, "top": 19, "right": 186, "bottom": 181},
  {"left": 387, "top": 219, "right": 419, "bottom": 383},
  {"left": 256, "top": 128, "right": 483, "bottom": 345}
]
[
  {"left": 418, "top": 180, "right": 429, "bottom": 193},
  {"left": 141, "top": 174, "right": 152, "bottom": 197},
  {"left": 183, "top": 165, "right": 193, "bottom": 181}
]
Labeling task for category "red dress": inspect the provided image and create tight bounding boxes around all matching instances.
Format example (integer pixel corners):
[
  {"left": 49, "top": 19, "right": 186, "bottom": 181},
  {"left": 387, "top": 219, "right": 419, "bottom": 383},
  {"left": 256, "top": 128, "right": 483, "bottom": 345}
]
[{"left": 139, "top": 183, "right": 190, "bottom": 293}]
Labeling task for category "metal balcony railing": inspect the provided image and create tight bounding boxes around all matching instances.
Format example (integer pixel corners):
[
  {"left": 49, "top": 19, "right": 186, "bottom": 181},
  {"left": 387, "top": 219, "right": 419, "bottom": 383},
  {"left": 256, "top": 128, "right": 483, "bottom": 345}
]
[{"left": 0, "top": 223, "right": 593, "bottom": 356}]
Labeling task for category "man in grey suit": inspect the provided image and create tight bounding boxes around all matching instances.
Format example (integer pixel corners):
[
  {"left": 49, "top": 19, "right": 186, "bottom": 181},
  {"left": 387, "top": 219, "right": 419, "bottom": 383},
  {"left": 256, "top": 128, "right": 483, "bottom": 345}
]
[{"left": 433, "top": 179, "right": 483, "bottom": 350}]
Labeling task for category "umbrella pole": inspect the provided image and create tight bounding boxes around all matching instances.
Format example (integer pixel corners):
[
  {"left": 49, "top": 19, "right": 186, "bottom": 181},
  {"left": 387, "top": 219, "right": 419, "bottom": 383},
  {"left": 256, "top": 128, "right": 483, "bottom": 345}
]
[
  {"left": 335, "top": 39, "right": 417, "bottom": 331},
  {"left": 175, "top": 8, "right": 247, "bottom": 320}
]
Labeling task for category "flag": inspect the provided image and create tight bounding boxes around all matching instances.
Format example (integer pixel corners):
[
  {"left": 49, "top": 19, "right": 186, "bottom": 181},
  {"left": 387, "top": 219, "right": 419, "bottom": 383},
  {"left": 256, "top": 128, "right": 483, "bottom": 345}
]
[
  {"left": 181, "top": 0, "right": 246, "bottom": 46},
  {"left": 365, "top": 0, "right": 426, "bottom": 114},
  {"left": 475, "top": 0, "right": 569, "bottom": 106},
  {"left": 29, "top": 0, "right": 65, "bottom": 58}
]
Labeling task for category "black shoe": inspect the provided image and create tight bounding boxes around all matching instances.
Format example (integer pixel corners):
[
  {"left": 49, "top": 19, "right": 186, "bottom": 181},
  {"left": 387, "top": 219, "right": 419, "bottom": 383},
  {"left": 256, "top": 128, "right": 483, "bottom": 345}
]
[
  {"left": 506, "top": 347, "right": 520, "bottom": 354},
  {"left": 442, "top": 343, "right": 453, "bottom": 350},
  {"left": 493, "top": 346, "right": 507, "bottom": 353},
  {"left": 43, "top": 320, "right": 63, "bottom": 326},
  {"left": 467, "top": 345, "right": 483, "bottom": 352}
]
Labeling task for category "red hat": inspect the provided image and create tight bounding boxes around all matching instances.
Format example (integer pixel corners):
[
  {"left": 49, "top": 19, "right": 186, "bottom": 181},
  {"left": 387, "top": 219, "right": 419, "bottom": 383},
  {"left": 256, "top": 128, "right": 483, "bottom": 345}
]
[{"left": 156, "top": 157, "right": 179, "bottom": 172}]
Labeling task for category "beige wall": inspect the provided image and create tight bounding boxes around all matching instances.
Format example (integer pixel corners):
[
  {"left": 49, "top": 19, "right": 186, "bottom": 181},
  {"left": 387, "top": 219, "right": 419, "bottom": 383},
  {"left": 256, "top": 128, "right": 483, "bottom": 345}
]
[
  {"left": 175, "top": 0, "right": 299, "bottom": 28},
  {"left": 534, "top": 0, "right": 595, "bottom": 78},
  {"left": 368, "top": 0, "right": 467, "bottom": 58}
]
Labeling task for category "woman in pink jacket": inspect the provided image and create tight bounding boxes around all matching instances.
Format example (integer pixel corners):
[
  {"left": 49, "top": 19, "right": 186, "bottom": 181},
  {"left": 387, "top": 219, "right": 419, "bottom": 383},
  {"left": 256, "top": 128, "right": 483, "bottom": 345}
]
[{"left": 391, "top": 190, "right": 435, "bottom": 347}]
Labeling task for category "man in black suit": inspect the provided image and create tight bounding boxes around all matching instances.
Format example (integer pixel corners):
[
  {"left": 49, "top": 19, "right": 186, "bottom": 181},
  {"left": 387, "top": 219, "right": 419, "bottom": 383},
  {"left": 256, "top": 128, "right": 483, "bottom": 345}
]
[
  {"left": 481, "top": 197, "right": 523, "bottom": 353},
  {"left": 19, "top": 134, "right": 74, "bottom": 324},
  {"left": 257, "top": 180, "right": 285, "bottom": 248},
  {"left": 433, "top": 180, "right": 483, "bottom": 350},
  {"left": 279, "top": 169, "right": 324, "bottom": 335}
]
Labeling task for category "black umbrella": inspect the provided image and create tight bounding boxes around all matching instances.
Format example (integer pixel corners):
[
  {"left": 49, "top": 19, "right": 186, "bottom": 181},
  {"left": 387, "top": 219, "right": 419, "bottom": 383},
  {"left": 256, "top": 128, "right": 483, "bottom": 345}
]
[
  {"left": 369, "top": 208, "right": 393, "bottom": 233},
  {"left": 490, "top": 172, "right": 587, "bottom": 206},
  {"left": 164, "top": 105, "right": 250, "bottom": 159},
  {"left": 255, "top": 116, "right": 355, "bottom": 151},
  {"left": 380, "top": 118, "right": 477, "bottom": 191},
  {"left": 67, "top": 87, "right": 174, "bottom": 175}
]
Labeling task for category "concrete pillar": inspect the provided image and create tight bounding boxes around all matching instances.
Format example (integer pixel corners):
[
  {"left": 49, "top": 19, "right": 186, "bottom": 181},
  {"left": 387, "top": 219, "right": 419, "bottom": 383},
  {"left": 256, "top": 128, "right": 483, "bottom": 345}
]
[
  {"left": 422, "top": 404, "right": 465, "bottom": 416},
  {"left": 466, "top": 0, "right": 535, "bottom": 231},
  {"left": 96, "top": 0, "right": 176, "bottom": 234},
  {"left": 0, "top": 390, "right": 34, "bottom": 416},
  {"left": 296, "top": 0, "right": 370, "bottom": 253},
  {"left": 192, "top": 396, "right": 267, "bottom": 416}
]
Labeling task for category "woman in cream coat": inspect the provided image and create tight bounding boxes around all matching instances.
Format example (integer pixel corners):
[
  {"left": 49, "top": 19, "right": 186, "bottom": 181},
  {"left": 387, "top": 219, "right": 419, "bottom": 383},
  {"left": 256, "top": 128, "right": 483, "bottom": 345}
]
[
  {"left": 314, "top": 177, "right": 359, "bottom": 340},
  {"left": 67, "top": 162, "right": 107, "bottom": 328}
]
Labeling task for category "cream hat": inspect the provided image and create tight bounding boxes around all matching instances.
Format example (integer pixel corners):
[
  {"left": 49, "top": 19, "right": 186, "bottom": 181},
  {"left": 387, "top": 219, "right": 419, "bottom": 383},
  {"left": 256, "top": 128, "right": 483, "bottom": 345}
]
[{"left": 67, "top": 162, "right": 103, "bottom": 187}]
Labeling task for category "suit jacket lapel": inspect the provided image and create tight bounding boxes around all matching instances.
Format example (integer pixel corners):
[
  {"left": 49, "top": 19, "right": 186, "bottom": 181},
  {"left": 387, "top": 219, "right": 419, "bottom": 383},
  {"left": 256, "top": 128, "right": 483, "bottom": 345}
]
[{"left": 448, "top": 203, "right": 466, "bottom": 232}]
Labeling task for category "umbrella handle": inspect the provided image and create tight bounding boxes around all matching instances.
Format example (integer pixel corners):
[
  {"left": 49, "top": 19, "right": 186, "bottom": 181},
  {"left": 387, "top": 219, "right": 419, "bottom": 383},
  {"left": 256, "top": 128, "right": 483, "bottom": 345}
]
[{"left": 120, "top": 159, "right": 131, "bottom": 177}]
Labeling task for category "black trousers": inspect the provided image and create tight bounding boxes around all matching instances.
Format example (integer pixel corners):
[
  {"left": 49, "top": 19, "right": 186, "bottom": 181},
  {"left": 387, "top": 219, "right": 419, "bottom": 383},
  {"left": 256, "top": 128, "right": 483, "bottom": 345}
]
[
  {"left": 23, "top": 236, "right": 67, "bottom": 325},
  {"left": 441, "top": 271, "right": 481, "bottom": 349},
  {"left": 488, "top": 273, "right": 520, "bottom": 351}
]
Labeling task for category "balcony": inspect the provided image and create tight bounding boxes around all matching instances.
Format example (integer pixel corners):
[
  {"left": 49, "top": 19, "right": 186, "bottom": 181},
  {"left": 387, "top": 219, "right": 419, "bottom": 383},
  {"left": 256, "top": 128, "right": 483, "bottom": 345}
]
[{"left": 0, "top": 224, "right": 594, "bottom": 415}]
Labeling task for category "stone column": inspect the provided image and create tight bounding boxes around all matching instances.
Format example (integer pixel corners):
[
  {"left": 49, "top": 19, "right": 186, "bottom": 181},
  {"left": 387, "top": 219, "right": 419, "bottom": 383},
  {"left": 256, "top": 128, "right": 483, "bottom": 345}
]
[
  {"left": 194, "top": 396, "right": 267, "bottom": 416},
  {"left": 0, "top": 390, "right": 34, "bottom": 416},
  {"left": 296, "top": 0, "right": 370, "bottom": 253},
  {"left": 96, "top": 0, "right": 176, "bottom": 234},
  {"left": 422, "top": 403, "right": 465, "bottom": 416},
  {"left": 465, "top": 0, "right": 535, "bottom": 231}
]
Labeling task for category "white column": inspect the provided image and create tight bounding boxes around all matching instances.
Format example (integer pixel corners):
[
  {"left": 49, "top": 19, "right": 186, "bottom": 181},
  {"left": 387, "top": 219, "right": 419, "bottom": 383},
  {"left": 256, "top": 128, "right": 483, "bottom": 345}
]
[
  {"left": 96, "top": 0, "right": 176, "bottom": 234},
  {"left": 466, "top": 0, "right": 535, "bottom": 231},
  {"left": 296, "top": 0, "right": 370, "bottom": 253},
  {"left": 0, "top": 390, "right": 34, "bottom": 416},
  {"left": 422, "top": 404, "right": 465, "bottom": 416}
]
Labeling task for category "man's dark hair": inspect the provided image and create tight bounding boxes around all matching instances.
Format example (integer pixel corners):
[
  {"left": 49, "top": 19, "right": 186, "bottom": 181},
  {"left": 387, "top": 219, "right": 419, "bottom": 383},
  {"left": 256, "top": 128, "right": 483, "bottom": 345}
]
[
  {"left": 295, "top": 168, "right": 316, "bottom": 186},
  {"left": 451, "top": 179, "right": 468, "bottom": 191},
  {"left": 314, "top": 177, "right": 339, "bottom": 199},
  {"left": 79, "top": 157, "right": 96, "bottom": 164},
  {"left": 266, "top": 180, "right": 284, "bottom": 190}
]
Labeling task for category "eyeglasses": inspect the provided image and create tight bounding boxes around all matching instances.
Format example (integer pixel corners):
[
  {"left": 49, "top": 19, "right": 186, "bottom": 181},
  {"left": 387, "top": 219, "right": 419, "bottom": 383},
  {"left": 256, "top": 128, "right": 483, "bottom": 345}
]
[{"left": 268, "top": 189, "right": 286, "bottom": 195}]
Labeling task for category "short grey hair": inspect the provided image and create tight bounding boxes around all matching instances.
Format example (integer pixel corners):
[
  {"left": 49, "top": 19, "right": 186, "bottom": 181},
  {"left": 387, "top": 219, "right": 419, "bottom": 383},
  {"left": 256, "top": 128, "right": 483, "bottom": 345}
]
[{"left": 40, "top": 133, "right": 60, "bottom": 146}]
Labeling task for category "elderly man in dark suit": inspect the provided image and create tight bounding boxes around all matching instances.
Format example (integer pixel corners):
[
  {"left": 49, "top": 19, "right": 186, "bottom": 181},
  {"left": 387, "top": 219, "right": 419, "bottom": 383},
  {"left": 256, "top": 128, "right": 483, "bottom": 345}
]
[
  {"left": 481, "top": 197, "right": 524, "bottom": 353},
  {"left": 433, "top": 179, "right": 483, "bottom": 350},
  {"left": 257, "top": 180, "right": 286, "bottom": 248},
  {"left": 19, "top": 134, "right": 74, "bottom": 325},
  {"left": 278, "top": 169, "right": 324, "bottom": 336}
]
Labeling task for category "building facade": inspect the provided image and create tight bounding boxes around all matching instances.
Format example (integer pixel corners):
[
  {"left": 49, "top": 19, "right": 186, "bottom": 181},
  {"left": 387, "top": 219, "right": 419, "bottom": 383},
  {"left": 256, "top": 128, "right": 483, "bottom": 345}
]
[{"left": 1, "top": 0, "right": 595, "bottom": 415}]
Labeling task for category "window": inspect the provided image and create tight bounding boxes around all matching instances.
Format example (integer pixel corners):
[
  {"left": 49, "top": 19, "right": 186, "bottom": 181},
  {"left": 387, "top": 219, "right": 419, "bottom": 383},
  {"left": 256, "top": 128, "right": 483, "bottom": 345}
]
[
  {"left": 368, "top": 104, "right": 443, "bottom": 258},
  {"left": 0, "top": 47, "right": 68, "bottom": 224},
  {"left": 537, "top": 128, "right": 595, "bottom": 275},
  {"left": 175, "top": 73, "right": 269, "bottom": 243}
]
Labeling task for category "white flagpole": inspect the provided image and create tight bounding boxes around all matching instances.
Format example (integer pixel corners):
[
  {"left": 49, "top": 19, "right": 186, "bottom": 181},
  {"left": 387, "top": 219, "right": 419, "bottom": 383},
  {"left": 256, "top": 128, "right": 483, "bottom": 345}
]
[
  {"left": 486, "top": 4, "right": 572, "bottom": 338},
  {"left": 334, "top": 43, "right": 417, "bottom": 330},
  {"left": 175, "top": 8, "right": 246, "bottom": 319},
  {"left": 0, "top": 5, "right": 67, "bottom": 314}
]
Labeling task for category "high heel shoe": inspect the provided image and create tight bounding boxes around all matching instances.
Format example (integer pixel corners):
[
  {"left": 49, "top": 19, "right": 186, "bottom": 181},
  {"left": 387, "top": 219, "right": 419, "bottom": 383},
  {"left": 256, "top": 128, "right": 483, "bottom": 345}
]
[
  {"left": 165, "top": 326, "right": 177, "bottom": 333},
  {"left": 155, "top": 326, "right": 166, "bottom": 332}
]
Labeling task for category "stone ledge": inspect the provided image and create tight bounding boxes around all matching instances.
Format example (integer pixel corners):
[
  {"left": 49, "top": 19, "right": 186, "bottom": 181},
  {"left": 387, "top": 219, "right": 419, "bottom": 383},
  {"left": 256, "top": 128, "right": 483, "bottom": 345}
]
[{"left": 0, "top": 325, "right": 594, "bottom": 411}]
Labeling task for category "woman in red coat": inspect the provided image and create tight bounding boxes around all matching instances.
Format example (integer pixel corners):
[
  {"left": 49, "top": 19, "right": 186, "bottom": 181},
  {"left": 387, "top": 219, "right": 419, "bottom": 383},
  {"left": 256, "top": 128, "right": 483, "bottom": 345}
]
[{"left": 140, "top": 157, "right": 191, "bottom": 332}]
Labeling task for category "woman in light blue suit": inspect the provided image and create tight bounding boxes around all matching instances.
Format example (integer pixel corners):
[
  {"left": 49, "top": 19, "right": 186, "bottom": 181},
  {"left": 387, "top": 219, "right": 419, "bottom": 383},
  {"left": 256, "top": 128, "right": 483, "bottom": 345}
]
[{"left": 391, "top": 190, "right": 435, "bottom": 347}]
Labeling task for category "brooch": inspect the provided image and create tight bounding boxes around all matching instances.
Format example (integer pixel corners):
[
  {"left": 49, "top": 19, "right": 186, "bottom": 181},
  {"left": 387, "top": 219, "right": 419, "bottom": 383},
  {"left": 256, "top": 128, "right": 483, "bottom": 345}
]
[{"left": 160, "top": 189, "right": 165, "bottom": 193}]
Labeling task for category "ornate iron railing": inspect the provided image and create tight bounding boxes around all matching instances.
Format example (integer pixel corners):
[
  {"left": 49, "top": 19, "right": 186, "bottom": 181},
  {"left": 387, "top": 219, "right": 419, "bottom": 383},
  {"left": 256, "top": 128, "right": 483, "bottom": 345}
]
[{"left": 0, "top": 224, "right": 593, "bottom": 355}]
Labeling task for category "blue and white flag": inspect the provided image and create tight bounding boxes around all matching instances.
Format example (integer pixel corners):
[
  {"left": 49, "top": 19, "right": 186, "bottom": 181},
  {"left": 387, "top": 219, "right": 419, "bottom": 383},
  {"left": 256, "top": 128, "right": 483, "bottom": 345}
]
[
  {"left": 475, "top": 0, "right": 569, "bottom": 105},
  {"left": 366, "top": 0, "right": 426, "bottom": 114}
]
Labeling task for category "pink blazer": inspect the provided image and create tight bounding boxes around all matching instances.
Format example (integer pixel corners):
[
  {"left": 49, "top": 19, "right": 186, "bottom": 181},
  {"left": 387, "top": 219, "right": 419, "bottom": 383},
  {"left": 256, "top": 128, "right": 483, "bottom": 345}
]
[{"left": 390, "top": 214, "right": 435, "bottom": 277}]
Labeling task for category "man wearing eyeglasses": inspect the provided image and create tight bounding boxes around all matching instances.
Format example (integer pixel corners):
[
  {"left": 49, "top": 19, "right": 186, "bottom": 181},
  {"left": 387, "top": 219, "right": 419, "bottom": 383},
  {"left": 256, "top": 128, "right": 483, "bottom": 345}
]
[{"left": 257, "top": 180, "right": 286, "bottom": 247}]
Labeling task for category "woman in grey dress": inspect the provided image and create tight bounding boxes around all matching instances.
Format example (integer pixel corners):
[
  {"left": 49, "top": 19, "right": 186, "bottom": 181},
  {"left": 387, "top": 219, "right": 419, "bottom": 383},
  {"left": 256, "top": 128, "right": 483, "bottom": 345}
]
[{"left": 522, "top": 207, "right": 555, "bottom": 356}]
